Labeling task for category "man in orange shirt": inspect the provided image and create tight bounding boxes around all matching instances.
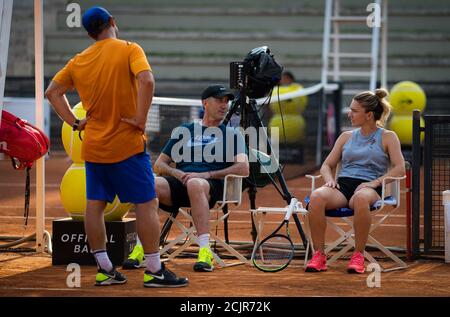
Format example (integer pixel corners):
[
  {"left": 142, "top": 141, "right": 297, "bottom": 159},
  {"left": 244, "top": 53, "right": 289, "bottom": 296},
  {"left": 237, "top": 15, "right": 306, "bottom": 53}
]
[{"left": 45, "top": 6, "right": 188, "bottom": 288}]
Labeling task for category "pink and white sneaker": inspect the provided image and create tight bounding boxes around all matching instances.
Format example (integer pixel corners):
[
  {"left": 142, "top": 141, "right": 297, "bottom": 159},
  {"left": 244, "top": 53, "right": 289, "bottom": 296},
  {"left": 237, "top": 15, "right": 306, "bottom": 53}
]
[
  {"left": 347, "top": 251, "right": 365, "bottom": 274},
  {"left": 305, "top": 251, "right": 327, "bottom": 272}
]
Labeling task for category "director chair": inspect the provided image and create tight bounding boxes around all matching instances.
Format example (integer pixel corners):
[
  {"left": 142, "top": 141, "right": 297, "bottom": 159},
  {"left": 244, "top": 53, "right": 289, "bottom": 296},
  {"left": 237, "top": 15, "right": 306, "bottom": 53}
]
[
  {"left": 159, "top": 174, "right": 249, "bottom": 267},
  {"left": 305, "top": 171, "right": 407, "bottom": 272}
]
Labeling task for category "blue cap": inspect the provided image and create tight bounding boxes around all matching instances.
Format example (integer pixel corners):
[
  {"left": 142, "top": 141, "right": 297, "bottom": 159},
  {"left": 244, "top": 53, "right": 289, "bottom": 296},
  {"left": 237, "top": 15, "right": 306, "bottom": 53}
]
[{"left": 82, "top": 6, "right": 112, "bottom": 34}]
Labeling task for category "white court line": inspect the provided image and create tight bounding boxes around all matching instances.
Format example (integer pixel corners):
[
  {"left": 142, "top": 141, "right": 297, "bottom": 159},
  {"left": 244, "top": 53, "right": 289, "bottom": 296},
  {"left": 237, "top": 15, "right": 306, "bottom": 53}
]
[
  {"left": 0, "top": 213, "right": 65, "bottom": 220},
  {"left": 0, "top": 215, "right": 413, "bottom": 228},
  {"left": 217, "top": 209, "right": 420, "bottom": 218},
  {"left": 286, "top": 186, "right": 418, "bottom": 193},
  {"left": 0, "top": 206, "right": 65, "bottom": 210},
  {"left": 0, "top": 183, "right": 60, "bottom": 188},
  {"left": 0, "top": 212, "right": 421, "bottom": 221},
  {"left": 0, "top": 206, "right": 422, "bottom": 218},
  {"left": 282, "top": 187, "right": 314, "bottom": 191},
  {"left": 0, "top": 287, "right": 78, "bottom": 292},
  {"left": 217, "top": 220, "right": 412, "bottom": 228}
]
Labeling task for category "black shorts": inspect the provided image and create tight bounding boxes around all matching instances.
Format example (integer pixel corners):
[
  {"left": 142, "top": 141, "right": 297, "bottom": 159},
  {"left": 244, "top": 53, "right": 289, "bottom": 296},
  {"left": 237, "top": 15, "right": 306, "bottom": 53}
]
[
  {"left": 337, "top": 177, "right": 382, "bottom": 202},
  {"left": 158, "top": 176, "right": 224, "bottom": 213}
]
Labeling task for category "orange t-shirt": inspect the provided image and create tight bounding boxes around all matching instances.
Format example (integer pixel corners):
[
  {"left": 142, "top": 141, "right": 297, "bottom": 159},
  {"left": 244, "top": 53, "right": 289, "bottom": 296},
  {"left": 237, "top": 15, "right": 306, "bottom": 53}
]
[{"left": 53, "top": 38, "right": 151, "bottom": 163}]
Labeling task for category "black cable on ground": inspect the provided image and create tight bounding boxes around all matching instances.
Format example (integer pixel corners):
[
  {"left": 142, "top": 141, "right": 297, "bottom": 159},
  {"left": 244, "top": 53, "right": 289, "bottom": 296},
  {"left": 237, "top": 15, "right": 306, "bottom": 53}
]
[
  {"left": 0, "top": 233, "right": 36, "bottom": 249},
  {"left": 0, "top": 247, "right": 36, "bottom": 253}
]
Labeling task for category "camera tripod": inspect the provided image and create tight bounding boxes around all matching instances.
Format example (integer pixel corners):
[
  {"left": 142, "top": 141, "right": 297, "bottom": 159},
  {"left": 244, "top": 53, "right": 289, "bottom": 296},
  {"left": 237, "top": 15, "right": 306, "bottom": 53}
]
[{"left": 223, "top": 87, "right": 309, "bottom": 250}]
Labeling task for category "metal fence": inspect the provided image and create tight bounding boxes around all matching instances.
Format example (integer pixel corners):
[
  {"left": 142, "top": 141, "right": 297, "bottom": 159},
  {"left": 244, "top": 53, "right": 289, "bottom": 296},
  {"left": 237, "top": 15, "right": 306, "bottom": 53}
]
[{"left": 412, "top": 110, "right": 450, "bottom": 258}]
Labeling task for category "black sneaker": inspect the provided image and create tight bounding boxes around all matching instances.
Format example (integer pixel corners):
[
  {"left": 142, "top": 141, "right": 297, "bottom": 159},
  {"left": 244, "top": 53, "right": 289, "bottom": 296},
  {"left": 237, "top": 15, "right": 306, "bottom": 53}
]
[
  {"left": 95, "top": 268, "right": 128, "bottom": 286},
  {"left": 122, "top": 258, "right": 142, "bottom": 270},
  {"left": 193, "top": 246, "right": 214, "bottom": 272},
  {"left": 122, "top": 244, "right": 145, "bottom": 270},
  {"left": 143, "top": 263, "right": 189, "bottom": 288}
]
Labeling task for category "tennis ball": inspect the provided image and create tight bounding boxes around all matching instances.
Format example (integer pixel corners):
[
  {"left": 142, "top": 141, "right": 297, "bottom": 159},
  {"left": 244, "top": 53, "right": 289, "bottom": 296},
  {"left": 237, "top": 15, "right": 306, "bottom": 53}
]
[
  {"left": 60, "top": 163, "right": 133, "bottom": 221},
  {"left": 389, "top": 81, "right": 426, "bottom": 114},
  {"left": 388, "top": 115, "right": 424, "bottom": 145},
  {"left": 268, "top": 114, "right": 306, "bottom": 143},
  {"left": 62, "top": 102, "right": 85, "bottom": 163},
  {"left": 270, "top": 83, "right": 309, "bottom": 115}
]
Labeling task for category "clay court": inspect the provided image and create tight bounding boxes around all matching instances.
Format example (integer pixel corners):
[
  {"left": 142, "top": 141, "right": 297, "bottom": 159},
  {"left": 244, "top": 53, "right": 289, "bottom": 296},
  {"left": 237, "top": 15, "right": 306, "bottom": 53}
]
[{"left": 1, "top": 153, "right": 449, "bottom": 298}]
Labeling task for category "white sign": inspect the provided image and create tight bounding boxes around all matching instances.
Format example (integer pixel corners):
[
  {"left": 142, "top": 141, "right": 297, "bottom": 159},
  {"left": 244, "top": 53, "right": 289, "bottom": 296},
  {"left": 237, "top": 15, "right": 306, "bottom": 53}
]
[{"left": 2, "top": 97, "right": 51, "bottom": 137}]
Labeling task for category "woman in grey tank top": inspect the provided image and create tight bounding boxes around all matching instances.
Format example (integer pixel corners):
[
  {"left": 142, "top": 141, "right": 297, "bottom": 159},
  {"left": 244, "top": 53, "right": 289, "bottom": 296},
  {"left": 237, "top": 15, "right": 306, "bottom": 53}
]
[{"left": 305, "top": 88, "right": 405, "bottom": 274}]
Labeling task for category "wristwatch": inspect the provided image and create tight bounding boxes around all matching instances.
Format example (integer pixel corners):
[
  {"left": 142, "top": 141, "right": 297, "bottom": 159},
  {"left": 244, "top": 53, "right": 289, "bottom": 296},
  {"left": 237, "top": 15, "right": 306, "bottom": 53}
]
[{"left": 72, "top": 119, "right": 80, "bottom": 131}]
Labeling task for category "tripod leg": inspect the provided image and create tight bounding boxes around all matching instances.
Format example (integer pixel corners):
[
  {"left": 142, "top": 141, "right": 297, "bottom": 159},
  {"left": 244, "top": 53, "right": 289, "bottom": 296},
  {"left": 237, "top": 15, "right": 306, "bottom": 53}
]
[
  {"left": 232, "top": 94, "right": 310, "bottom": 251},
  {"left": 160, "top": 210, "right": 178, "bottom": 247},
  {"left": 275, "top": 169, "right": 310, "bottom": 250},
  {"left": 292, "top": 213, "right": 309, "bottom": 252},
  {"left": 248, "top": 186, "right": 257, "bottom": 242},
  {"left": 222, "top": 204, "right": 229, "bottom": 244}
]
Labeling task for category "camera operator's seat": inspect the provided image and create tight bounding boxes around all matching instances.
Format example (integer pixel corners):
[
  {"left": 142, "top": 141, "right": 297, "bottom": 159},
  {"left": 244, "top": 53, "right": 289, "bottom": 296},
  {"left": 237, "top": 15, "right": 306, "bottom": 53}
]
[
  {"left": 304, "top": 166, "right": 407, "bottom": 272},
  {"left": 159, "top": 174, "right": 249, "bottom": 268}
]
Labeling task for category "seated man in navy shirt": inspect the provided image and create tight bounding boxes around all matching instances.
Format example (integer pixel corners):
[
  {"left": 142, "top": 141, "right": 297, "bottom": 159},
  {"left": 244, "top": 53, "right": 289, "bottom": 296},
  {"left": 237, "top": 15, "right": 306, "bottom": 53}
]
[{"left": 125, "top": 85, "right": 249, "bottom": 272}]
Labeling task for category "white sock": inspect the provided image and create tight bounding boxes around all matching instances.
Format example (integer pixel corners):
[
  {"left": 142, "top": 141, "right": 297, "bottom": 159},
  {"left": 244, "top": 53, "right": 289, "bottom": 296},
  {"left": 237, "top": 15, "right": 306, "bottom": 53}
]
[
  {"left": 92, "top": 249, "right": 113, "bottom": 272},
  {"left": 198, "top": 233, "right": 210, "bottom": 249},
  {"left": 145, "top": 252, "right": 161, "bottom": 273}
]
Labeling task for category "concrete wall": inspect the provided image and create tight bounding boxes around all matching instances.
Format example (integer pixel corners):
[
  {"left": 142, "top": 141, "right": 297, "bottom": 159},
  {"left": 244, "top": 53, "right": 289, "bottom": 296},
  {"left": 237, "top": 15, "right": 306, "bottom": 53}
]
[
  {"left": 5, "top": 0, "right": 450, "bottom": 85},
  {"left": 4, "top": 0, "right": 449, "bottom": 151}
]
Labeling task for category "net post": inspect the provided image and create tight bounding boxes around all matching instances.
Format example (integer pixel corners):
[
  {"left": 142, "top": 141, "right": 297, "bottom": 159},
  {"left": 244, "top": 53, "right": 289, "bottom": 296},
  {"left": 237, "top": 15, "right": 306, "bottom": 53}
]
[
  {"left": 443, "top": 190, "right": 450, "bottom": 263},
  {"left": 405, "top": 160, "right": 412, "bottom": 261},
  {"left": 423, "top": 114, "right": 433, "bottom": 254},
  {"left": 411, "top": 109, "right": 422, "bottom": 259}
]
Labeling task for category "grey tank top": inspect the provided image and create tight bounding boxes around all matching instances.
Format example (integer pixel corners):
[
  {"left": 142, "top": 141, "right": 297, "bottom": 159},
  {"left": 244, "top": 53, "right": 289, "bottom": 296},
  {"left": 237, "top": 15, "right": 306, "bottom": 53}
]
[{"left": 338, "top": 128, "right": 389, "bottom": 181}]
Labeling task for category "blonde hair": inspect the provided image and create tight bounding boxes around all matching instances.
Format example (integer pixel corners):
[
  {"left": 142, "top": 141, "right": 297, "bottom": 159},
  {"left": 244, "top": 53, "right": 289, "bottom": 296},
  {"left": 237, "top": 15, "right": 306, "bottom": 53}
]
[{"left": 353, "top": 88, "right": 392, "bottom": 127}]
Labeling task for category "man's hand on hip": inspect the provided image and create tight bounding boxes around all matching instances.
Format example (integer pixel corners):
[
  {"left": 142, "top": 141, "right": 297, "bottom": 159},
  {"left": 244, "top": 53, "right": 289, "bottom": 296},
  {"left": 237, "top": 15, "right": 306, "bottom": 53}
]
[{"left": 121, "top": 117, "right": 146, "bottom": 133}]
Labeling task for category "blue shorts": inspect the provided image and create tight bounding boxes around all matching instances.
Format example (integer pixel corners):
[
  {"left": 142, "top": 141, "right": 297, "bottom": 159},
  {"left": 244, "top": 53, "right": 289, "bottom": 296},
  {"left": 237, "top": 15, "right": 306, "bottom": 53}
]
[{"left": 85, "top": 152, "right": 156, "bottom": 204}]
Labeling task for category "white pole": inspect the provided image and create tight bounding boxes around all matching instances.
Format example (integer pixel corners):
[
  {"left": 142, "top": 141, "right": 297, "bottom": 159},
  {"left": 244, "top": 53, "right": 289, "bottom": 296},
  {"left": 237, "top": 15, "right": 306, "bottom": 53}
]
[
  {"left": 34, "top": 0, "right": 46, "bottom": 252},
  {"left": 321, "top": 0, "right": 332, "bottom": 86},
  {"left": 317, "top": 0, "right": 333, "bottom": 166},
  {"left": 0, "top": 0, "right": 13, "bottom": 123},
  {"left": 369, "top": 0, "right": 381, "bottom": 91},
  {"left": 381, "top": 0, "right": 388, "bottom": 89},
  {"left": 443, "top": 190, "right": 450, "bottom": 263},
  {"left": 332, "top": 0, "right": 340, "bottom": 82}
]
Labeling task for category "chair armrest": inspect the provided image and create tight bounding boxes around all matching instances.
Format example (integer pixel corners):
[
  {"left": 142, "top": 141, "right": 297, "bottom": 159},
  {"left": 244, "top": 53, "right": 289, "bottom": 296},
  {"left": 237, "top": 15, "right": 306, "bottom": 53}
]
[
  {"left": 224, "top": 174, "right": 247, "bottom": 181},
  {"left": 216, "top": 174, "right": 246, "bottom": 208},
  {"left": 306, "top": 174, "right": 322, "bottom": 191},
  {"left": 380, "top": 175, "right": 406, "bottom": 208},
  {"left": 382, "top": 175, "right": 406, "bottom": 182}
]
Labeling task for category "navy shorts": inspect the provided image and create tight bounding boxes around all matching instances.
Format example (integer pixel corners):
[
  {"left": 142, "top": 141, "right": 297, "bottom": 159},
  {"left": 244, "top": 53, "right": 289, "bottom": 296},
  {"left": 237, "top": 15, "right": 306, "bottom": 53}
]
[
  {"left": 85, "top": 152, "right": 156, "bottom": 204},
  {"left": 337, "top": 177, "right": 382, "bottom": 202}
]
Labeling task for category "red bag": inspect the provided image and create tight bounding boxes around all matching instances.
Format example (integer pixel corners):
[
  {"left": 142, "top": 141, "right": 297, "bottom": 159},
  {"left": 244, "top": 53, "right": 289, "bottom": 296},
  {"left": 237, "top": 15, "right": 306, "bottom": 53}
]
[
  {"left": 0, "top": 109, "right": 50, "bottom": 169},
  {"left": 0, "top": 109, "right": 50, "bottom": 227}
]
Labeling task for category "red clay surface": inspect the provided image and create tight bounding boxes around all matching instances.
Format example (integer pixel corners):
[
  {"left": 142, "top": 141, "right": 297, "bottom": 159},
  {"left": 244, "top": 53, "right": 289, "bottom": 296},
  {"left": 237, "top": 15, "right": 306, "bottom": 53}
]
[{"left": 0, "top": 152, "right": 448, "bottom": 297}]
